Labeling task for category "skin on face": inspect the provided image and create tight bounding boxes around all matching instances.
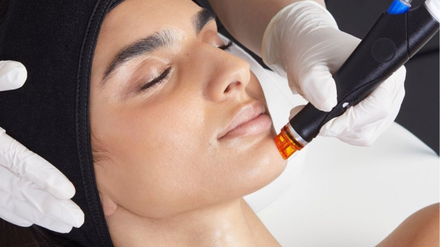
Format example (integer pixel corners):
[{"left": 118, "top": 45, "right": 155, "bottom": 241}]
[{"left": 90, "top": 0, "right": 287, "bottom": 219}]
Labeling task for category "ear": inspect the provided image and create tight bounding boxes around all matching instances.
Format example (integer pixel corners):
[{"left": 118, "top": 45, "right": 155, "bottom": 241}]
[{"left": 99, "top": 192, "right": 119, "bottom": 217}]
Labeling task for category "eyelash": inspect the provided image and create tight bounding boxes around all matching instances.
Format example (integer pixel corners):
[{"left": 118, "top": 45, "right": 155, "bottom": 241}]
[
  {"left": 139, "top": 66, "right": 172, "bottom": 92},
  {"left": 218, "top": 41, "right": 233, "bottom": 51},
  {"left": 138, "top": 41, "right": 233, "bottom": 92}
]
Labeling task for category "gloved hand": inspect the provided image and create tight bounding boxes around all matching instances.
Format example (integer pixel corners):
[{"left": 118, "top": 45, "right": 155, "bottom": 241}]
[
  {"left": 0, "top": 60, "right": 84, "bottom": 233},
  {"left": 262, "top": 1, "right": 406, "bottom": 146}
]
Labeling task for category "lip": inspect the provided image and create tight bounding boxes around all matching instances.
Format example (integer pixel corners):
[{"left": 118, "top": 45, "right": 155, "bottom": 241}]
[{"left": 218, "top": 101, "right": 272, "bottom": 139}]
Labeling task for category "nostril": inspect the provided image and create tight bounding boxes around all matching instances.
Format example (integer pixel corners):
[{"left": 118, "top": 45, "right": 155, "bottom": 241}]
[
  {"left": 224, "top": 81, "right": 241, "bottom": 94},
  {"left": 224, "top": 86, "right": 230, "bottom": 93}
]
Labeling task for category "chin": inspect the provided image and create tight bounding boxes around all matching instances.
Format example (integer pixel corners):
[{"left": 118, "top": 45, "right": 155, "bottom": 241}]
[{"left": 239, "top": 133, "right": 288, "bottom": 196}]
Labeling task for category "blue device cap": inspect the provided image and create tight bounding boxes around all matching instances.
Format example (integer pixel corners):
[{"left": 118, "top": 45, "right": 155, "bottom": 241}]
[{"left": 387, "top": 0, "right": 412, "bottom": 14}]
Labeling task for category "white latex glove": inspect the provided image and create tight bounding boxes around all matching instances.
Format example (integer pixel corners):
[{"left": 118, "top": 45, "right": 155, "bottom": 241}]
[
  {"left": 262, "top": 1, "right": 406, "bottom": 146},
  {"left": 0, "top": 60, "right": 84, "bottom": 233}
]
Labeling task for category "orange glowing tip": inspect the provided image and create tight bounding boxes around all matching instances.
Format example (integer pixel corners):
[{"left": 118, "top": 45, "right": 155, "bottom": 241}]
[{"left": 274, "top": 125, "right": 305, "bottom": 160}]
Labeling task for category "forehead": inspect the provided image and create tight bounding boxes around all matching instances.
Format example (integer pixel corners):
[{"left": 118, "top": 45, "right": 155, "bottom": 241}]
[
  {"left": 103, "top": 0, "right": 200, "bottom": 30},
  {"left": 92, "top": 0, "right": 201, "bottom": 80}
]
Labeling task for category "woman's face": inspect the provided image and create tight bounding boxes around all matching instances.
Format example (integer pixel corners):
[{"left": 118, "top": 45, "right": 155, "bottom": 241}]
[{"left": 90, "top": 0, "right": 286, "bottom": 218}]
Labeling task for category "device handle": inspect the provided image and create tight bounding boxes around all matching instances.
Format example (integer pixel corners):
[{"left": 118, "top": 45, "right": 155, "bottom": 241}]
[{"left": 290, "top": 4, "right": 439, "bottom": 143}]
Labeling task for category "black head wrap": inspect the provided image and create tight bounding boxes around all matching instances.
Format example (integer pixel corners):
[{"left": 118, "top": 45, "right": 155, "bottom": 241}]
[{"left": 0, "top": 0, "right": 124, "bottom": 246}]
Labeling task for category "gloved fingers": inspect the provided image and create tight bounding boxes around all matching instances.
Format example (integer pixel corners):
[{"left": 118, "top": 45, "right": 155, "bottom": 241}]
[
  {"left": 295, "top": 64, "right": 337, "bottom": 112},
  {"left": 320, "top": 88, "right": 393, "bottom": 136},
  {"left": 0, "top": 130, "right": 76, "bottom": 199},
  {"left": 322, "top": 94, "right": 402, "bottom": 146},
  {"left": 0, "top": 165, "right": 85, "bottom": 229},
  {"left": 0, "top": 207, "right": 33, "bottom": 227},
  {"left": 320, "top": 67, "right": 405, "bottom": 140},
  {"left": 0, "top": 203, "right": 74, "bottom": 233},
  {"left": 0, "top": 187, "right": 84, "bottom": 231},
  {"left": 320, "top": 92, "right": 402, "bottom": 145},
  {"left": 0, "top": 61, "right": 27, "bottom": 91},
  {"left": 335, "top": 113, "right": 395, "bottom": 146},
  {"left": 22, "top": 185, "right": 84, "bottom": 228},
  {"left": 19, "top": 152, "right": 76, "bottom": 200},
  {"left": 362, "top": 66, "right": 406, "bottom": 122},
  {"left": 32, "top": 215, "right": 74, "bottom": 233},
  {"left": 334, "top": 123, "right": 381, "bottom": 146}
]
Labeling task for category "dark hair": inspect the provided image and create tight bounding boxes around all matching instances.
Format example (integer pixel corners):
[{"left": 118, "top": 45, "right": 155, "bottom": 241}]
[
  {"left": 0, "top": 219, "right": 83, "bottom": 247},
  {"left": 0, "top": 220, "right": 38, "bottom": 247}
]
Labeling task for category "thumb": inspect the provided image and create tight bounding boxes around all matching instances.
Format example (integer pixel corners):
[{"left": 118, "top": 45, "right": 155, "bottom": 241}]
[
  {"left": 0, "top": 61, "right": 27, "bottom": 91},
  {"left": 299, "top": 64, "right": 337, "bottom": 112}
]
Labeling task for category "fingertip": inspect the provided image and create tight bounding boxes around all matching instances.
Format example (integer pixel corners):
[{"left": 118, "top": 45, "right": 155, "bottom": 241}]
[
  {"left": 25, "top": 153, "right": 76, "bottom": 200},
  {"left": 72, "top": 205, "right": 85, "bottom": 228},
  {"left": 364, "top": 87, "right": 394, "bottom": 121},
  {"left": 303, "top": 73, "right": 337, "bottom": 112},
  {"left": 321, "top": 77, "right": 338, "bottom": 111},
  {"left": 46, "top": 177, "right": 76, "bottom": 200},
  {"left": 61, "top": 226, "right": 74, "bottom": 234},
  {"left": 44, "top": 222, "right": 73, "bottom": 234},
  {"left": 307, "top": 91, "right": 337, "bottom": 112},
  {"left": 56, "top": 200, "right": 85, "bottom": 228},
  {"left": 319, "top": 95, "right": 337, "bottom": 112},
  {"left": 44, "top": 195, "right": 85, "bottom": 228},
  {"left": 28, "top": 211, "right": 74, "bottom": 233},
  {"left": 392, "top": 66, "right": 407, "bottom": 87},
  {"left": 0, "top": 61, "right": 27, "bottom": 91}
]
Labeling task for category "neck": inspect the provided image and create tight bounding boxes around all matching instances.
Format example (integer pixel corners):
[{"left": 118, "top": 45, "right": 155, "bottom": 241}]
[{"left": 107, "top": 199, "right": 280, "bottom": 247}]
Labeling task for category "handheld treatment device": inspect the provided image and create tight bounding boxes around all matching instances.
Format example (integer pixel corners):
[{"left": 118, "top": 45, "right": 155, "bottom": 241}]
[{"left": 275, "top": 0, "right": 440, "bottom": 159}]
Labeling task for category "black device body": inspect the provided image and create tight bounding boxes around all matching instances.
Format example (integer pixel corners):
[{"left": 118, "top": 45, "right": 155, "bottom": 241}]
[{"left": 290, "top": 4, "right": 439, "bottom": 143}]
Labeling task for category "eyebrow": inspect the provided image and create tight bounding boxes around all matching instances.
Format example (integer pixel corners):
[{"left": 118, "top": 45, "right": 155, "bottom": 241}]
[{"left": 101, "top": 8, "right": 216, "bottom": 85}]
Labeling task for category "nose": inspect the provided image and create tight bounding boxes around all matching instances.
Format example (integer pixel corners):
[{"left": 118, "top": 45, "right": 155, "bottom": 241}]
[{"left": 203, "top": 45, "right": 251, "bottom": 102}]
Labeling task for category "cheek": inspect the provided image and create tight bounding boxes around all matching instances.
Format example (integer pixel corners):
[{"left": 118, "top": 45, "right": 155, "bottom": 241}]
[
  {"left": 246, "top": 73, "right": 267, "bottom": 104},
  {"left": 92, "top": 75, "right": 287, "bottom": 218},
  {"left": 95, "top": 98, "right": 220, "bottom": 217}
]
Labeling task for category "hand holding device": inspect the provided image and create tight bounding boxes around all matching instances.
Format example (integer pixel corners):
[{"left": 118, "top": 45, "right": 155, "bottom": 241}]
[
  {"left": 265, "top": 0, "right": 440, "bottom": 159},
  {"left": 0, "top": 60, "right": 84, "bottom": 233},
  {"left": 262, "top": 1, "right": 406, "bottom": 146}
]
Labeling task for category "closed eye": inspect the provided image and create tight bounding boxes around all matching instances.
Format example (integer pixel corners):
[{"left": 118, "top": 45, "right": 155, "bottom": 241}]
[
  {"left": 139, "top": 67, "right": 172, "bottom": 92},
  {"left": 218, "top": 41, "right": 233, "bottom": 51},
  {"left": 138, "top": 41, "right": 232, "bottom": 93}
]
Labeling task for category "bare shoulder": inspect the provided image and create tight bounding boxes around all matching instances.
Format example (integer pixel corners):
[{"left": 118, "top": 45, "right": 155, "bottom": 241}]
[{"left": 377, "top": 203, "right": 439, "bottom": 247}]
